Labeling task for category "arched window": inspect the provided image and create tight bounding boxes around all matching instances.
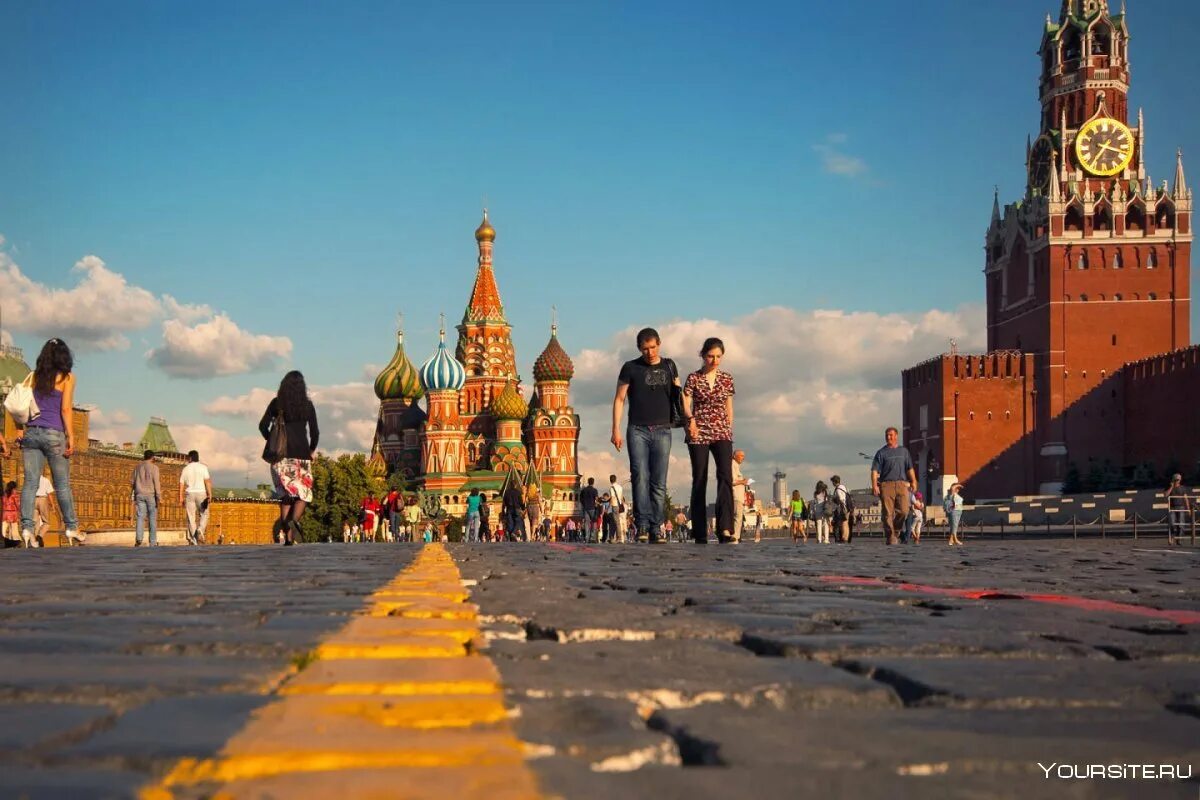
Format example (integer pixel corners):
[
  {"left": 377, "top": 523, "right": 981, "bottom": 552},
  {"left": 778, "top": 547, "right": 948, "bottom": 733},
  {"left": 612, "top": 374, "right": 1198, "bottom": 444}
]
[
  {"left": 1092, "top": 25, "right": 1112, "bottom": 56},
  {"left": 1114, "top": 293, "right": 1123, "bottom": 301},
  {"left": 1077, "top": 252, "right": 1088, "bottom": 270},
  {"left": 1080, "top": 293, "right": 1089, "bottom": 302},
  {"left": 1065, "top": 204, "right": 1085, "bottom": 231},
  {"left": 1147, "top": 249, "right": 1158, "bottom": 268},
  {"left": 1157, "top": 203, "right": 1176, "bottom": 230},
  {"left": 1063, "top": 28, "right": 1082, "bottom": 63},
  {"left": 1148, "top": 292, "right": 1158, "bottom": 300},
  {"left": 1112, "top": 251, "right": 1123, "bottom": 269},
  {"left": 1094, "top": 204, "right": 1112, "bottom": 231},
  {"left": 1126, "top": 204, "right": 1146, "bottom": 232}
]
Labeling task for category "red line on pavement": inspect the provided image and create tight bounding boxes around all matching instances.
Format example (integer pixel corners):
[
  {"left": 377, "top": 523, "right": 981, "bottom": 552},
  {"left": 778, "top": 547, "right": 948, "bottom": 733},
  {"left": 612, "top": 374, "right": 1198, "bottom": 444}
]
[
  {"left": 819, "top": 575, "right": 1200, "bottom": 625},
  {"left": 545, "top": 542, "right": 599, "bottom": 553}
]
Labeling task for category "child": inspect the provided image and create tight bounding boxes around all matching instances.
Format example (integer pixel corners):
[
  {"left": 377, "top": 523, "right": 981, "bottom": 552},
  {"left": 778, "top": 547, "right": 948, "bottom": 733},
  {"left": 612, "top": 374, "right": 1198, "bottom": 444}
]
[
  {"left": 2, "top": 481, "right": 20, "bottom": 547},
  {"left": 342, "top": 521, "right": 351, "bottom": 543},
  {"left": 789, "top": 490, "right": 807, "bottom": 543},
  {"left": 908, "top": 489, "right": 925, "bottom": 544}
]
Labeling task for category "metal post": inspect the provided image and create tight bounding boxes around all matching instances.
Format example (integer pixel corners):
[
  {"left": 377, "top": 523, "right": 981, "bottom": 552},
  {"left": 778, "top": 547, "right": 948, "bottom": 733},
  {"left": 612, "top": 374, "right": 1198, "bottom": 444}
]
[
  {"left": 1072, "top": 515, "right": 1077, "bottom": 540},
  {"left": 1132, "top": 514, "right": 1138, "bottom": 540},
  {"left": 1191, "top": 507, "right": 1196, "bottom": 547},
  {"left": 1000, "top": 519, "right": 1005, "bottom": 539},
  {"left": 1046, "top": 517, "right": 1051, "bottom": 537},
  {"left": 1100, "top": 515, "right": 1106, "bottom": 539}
]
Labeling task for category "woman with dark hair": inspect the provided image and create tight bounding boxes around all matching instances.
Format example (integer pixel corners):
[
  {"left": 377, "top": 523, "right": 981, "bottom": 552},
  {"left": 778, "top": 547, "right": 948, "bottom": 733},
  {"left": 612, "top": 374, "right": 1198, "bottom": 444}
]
[
  {"left": 258, "top": 370, "right": 319, "bottom": 546},
  {"left": 20, "top": 339, "right": 83, "bottom": 546},
  {"left": 682, "top": 337, "right": 737, "bottom": 544}
]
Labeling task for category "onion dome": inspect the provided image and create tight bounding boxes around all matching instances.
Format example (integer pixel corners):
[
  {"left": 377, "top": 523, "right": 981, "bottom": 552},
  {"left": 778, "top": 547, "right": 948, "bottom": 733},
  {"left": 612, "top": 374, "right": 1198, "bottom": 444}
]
[
  {"left": 375, "top": 329, "right": 423, "bottom": 401},
  {"left": 532, "top": 324, "right": 574, "bottom": 382},
  {"left": 490, "top": 379, "right": 528, "bottom": 420},
  {"left": 475, "top": 209, "right": 496, "bottom": 243},
  {"left": 367, "top": 447, "right": 387, "bottom": 478},
  {"left": 420, "top": 326, "right": 466, "bottom": 392}
]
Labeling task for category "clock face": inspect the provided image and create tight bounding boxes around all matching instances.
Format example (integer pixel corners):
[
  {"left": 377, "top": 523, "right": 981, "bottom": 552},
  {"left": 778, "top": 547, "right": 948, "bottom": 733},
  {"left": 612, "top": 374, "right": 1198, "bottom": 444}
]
[
  {"left": 1028, "top": 135, "right": 1055, "bottom": 192},
  {"left": 1074, "top": 117, "right": 1134, "bottom": 177}
]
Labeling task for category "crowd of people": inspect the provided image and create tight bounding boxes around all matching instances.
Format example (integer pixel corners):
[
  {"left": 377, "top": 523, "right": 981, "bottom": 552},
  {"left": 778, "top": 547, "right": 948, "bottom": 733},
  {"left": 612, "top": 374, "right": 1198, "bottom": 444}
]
[{"left": 3, "top": 334, "right": 1191, "bottom": 549}]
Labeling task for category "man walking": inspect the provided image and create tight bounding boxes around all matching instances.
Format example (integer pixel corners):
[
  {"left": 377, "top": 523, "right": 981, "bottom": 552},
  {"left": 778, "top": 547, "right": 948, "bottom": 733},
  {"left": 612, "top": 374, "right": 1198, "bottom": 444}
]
[
  {"left": 731, "top": 450, "right": 749, "bottom": 543},
  {"left": 608, "top": 474, "right": 627, "bottom": 543},
  {"left": 132, "top": 450, "right": 161, "bottom": 547},
  {"left": 579, "top": 477, "right": 600, "bottom": 543},
  {"left": 870, "top": 427, "right": 916, "bottom": 545},
  {"left": 1165, "top": 473, "right": 1191, "bottom": 546},
  {"left": 179, "top": 450, "right": 213, "bottom": 545},
  {"left": 611, "top": 327, "right": 680, "bottom": 543},
  {"left": 829, "top": 474, "right": 851, "bottom": 543}
]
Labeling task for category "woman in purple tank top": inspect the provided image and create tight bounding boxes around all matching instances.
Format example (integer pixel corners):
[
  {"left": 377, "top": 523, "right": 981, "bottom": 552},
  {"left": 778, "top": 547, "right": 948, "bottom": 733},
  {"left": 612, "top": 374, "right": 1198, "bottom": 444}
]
[{"left": 19, "top": 339, "right": 83, "bottom": 546}]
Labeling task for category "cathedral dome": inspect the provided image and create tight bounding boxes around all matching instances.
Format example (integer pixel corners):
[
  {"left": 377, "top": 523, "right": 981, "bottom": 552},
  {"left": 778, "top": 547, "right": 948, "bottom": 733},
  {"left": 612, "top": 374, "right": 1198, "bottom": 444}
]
[
  {"left": 490, "top": 379, "right": 528, "bottom": 420},
  {"left": 374, "top": 331, "right": 423, "bottom": 401},
  {"left": 532, "top": 326, "right": 574, "bottom": 382},
  {"left": 420, "top": 329, "right": 466, "bottom": 392},
  {"left": 475, "top": 210, "right": 496, "bottom": 243}
]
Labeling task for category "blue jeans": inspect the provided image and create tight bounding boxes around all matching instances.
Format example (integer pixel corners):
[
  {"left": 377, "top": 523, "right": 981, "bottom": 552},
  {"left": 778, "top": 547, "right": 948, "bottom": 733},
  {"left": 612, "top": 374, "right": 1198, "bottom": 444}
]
[
  {"left": 20, "top": 427, "right": 78, "bottom": 533},
  {"left": 627, "top": 424, "right": 672, "bottom": 537},
  {"left": 135, "top": 494, "right": 158, "bottom": 545},
  {"left": 948, "top": 510, "right": 962, "bottom": 538},
  {"left": 466, "top": 511, "right": 480, "bottom": 542}
]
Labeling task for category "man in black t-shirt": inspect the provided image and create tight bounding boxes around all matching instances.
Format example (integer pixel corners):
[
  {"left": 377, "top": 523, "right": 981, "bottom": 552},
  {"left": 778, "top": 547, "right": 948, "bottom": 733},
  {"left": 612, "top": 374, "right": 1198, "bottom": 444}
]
[
  {"left": 578, "top": 477, "right": 600, "bottom": 542},
  {"left": 611, "top": 327, "right": 679, "bottom": 543}
]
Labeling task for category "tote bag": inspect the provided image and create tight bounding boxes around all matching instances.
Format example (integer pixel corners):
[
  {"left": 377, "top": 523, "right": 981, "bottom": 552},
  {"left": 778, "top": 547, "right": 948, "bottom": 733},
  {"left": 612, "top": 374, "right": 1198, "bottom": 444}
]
[{"left": 3, "top": 374, "right": 40, "bottom": 426}]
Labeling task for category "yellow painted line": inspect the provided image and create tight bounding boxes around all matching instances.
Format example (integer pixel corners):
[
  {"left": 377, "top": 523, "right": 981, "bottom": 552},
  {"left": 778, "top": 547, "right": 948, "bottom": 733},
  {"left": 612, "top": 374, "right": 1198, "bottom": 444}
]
[{"left": 140, "top": 543, "right": 543, "bottom": 799}]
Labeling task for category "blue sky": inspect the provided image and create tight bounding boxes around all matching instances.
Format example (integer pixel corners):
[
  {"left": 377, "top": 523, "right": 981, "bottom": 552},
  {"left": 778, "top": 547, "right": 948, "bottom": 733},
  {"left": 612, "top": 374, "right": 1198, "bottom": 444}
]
[{"left": 2, "top": 0, "right": 1197, "bottom": 488}]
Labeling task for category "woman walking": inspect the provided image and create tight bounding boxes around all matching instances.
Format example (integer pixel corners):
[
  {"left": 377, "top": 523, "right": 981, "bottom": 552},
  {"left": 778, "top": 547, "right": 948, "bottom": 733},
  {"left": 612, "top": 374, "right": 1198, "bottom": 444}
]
[
  {"left": 812, "top": 481, "right": 830, "bottom": 544},
  {"left": 258, "top": 371, "right": 319, "bottom": 546},
  {"left": 682, "top": 337, "right": 737, "bottom": 544},
  {"left": 19, "top": 339, "right": 83, "bottom": 546},
  {"left": 943, "top": 483, "right": 964, "bottom": 546},
  {"left": 789, "top": 490, "right": 807, "bottom": 543}
]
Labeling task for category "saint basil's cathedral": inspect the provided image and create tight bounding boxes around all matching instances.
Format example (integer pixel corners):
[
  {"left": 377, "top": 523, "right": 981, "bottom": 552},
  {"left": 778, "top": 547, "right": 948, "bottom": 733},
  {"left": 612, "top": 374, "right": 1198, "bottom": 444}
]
[
  {"left": 903, "top": 0, "right": 1195, "bottom": 501},
  {"left": 368, "top": 212, "right": 581, "bottom": 510}
]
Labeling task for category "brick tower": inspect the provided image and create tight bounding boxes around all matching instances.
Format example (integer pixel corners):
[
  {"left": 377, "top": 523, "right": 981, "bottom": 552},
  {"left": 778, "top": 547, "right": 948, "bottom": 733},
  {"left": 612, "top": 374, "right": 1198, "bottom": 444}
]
[{"left": 904, "top": 0, "right": 1192, "bottom": 499}]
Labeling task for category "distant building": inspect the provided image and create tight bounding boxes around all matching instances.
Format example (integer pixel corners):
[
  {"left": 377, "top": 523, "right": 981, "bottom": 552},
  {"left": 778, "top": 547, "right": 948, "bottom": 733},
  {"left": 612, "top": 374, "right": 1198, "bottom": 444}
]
[
  {"left": 902, "top": 1, "right": 1195, "bottom": 502},
  {"left": 772, "top": 470, "right": 787, "bottom": 508}
]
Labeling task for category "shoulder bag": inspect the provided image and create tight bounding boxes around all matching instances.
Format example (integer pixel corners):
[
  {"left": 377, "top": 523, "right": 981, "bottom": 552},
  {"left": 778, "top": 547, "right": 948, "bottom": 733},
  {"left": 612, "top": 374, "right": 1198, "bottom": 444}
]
[
  {"left": 262, "top": 407, "right": 289, "bottom": 464},
  {"left": 666, "top": 359, "right": 686, "bottom": 428},
  {"left": 3, "top": 374, "right": 41, "bottom": 427}
]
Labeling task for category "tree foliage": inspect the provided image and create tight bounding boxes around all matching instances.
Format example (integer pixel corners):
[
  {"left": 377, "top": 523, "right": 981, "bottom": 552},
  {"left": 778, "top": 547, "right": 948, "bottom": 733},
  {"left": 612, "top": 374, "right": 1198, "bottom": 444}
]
[{"left": 300, "top": 453, "right": 374, "bottom": 542}]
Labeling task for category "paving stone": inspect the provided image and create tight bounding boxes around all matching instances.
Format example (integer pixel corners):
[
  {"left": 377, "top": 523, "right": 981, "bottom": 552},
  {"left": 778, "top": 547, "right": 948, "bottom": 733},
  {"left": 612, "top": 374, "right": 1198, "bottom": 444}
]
[
  {"left": 66, "top": 695, "right": 271, "bottom": 759},
  {"left": 0, "top": 766, "right": 149, "bottom": 800},
  {"left": 0, "top": 702, "right": 112, "bottom": 749}
]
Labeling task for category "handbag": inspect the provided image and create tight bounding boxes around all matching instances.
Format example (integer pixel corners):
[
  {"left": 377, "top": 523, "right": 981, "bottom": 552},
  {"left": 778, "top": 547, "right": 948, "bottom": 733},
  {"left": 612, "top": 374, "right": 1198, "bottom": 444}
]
[
  {"left": 261, "top": 408, "right": 288, "bottom": 464},
  {"left": 3, "top": 374, "right": 40, "bottom": 426},
  {"left": 666, "top": 359, "right": 686, "bottom": 428}
]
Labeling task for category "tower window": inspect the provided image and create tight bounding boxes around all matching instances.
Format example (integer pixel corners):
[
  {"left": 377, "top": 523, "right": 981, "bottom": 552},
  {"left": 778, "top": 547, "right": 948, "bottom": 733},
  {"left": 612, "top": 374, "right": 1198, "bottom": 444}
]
[
  {"left": 1080, "top": 294, "right": 1089, "bottom": 302},
  {"left": 1114, "top": 293, "right": 1122, "bottom": 301},
  {"left": 1148, "top": 292, "right": 1158, "bottom": 300},
  {"left": 1147, "top": 249, "right": 1158, "bottom": 268},
  {"left": 1094, "top": 205, "right": 1112, "bottom": 231},
  {"left": 1158, "top": 206, "right": 1176, "bottom": 230},
  {"left": 1126, "top": 204, "right": 1146, "bottom": 232},
  {"left": 1065, "top": 205, "right": 1085, "bottom": 232},
  {"left": 1113, "top": 251, "right": 1123, "bottom": 269},
  {"left": 1077, "top": 252, "right": 1088, "bottom": 270},
  {"left": 1112, "top": 334, "right": 1117, "bottom": 346}
]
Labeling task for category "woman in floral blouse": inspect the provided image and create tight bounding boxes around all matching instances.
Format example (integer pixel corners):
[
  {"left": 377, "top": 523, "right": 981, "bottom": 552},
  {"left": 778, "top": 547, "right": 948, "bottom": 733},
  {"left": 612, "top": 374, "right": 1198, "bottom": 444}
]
[{"left": 682, "top": 337, "right": 736, "bottom": 544}]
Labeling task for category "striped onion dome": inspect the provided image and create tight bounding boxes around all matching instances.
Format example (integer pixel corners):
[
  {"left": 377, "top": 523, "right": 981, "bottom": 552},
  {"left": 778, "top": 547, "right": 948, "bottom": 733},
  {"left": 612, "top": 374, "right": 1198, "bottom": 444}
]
[
  {"left": 490, "top": 379, "right": 528, "bottom": 420},
  {"left": 532, "top": 324, "right": 574, "bottom": 382},
  {"left": 420, "top": 327, "right": 466, "bottom": 392},
  {"left": 374, "top": 330, "right": 423, "bottom": 401}
]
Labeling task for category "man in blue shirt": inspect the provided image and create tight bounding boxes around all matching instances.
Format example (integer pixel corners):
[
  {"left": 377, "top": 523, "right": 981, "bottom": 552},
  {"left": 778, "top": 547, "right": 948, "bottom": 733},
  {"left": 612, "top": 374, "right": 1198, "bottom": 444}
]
[{"left": 870, "top": 427, "right": 917, "bottom": 545}]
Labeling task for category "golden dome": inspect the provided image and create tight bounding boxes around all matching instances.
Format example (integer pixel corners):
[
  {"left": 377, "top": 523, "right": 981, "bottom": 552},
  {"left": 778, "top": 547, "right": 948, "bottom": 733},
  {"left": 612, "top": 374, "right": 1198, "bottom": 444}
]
[
  {"left": 475, "top": 210, "right": 496, "bottom": 243},
  {"left": 490, "top": 379, "right": 528, "bottom": 421}
]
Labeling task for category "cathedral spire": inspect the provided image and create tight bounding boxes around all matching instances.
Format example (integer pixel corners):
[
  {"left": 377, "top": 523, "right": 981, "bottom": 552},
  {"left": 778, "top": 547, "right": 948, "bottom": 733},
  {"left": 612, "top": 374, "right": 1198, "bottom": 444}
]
[
  {"left": 463, "top": 211, "right": 505, "bottom": 324},
  {"left": 990, "top": 187, "right": 1001, "bottom": 227},
  {"left": 1049, "top": 150, "right": 1063, "bottom": 202},
  {"left": 1137, "top": 108, "right": 1146, "bottom": 178}
]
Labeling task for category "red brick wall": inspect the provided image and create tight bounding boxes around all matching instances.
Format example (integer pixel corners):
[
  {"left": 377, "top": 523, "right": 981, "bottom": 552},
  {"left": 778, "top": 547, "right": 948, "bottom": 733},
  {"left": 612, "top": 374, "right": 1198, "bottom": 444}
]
[{"left": 1123, "top": 345, "right": 1200, "bottom": 474}]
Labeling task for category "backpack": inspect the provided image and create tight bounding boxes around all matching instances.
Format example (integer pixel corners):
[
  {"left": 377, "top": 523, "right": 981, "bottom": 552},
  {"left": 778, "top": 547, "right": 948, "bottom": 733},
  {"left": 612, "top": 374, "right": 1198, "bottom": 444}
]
[
  {"left": 820, "top": 494, "right": 836, "bottom": 520},
  {"left": 829, "top": 485, "right": 849, "bottom": 521}
]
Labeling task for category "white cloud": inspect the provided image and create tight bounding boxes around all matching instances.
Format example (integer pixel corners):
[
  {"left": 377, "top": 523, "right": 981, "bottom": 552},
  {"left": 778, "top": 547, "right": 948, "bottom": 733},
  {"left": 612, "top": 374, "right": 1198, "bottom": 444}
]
[
  {"left": 0, "top": 329, "right": 12, "bottom": 347},
  {"left": 568, "top": 303, "right": 984, "bottom": 499},
  {"left": 82, "top": 405, "right": 137, "bottom": 446},
  {"left": 0, "top": 253, "right": 162, "bottom": 350},
  {"left": 169, "top": 423, "right": 266, "bottom": 486},
  {"left": 146, "top": 314, "right": 292, "bottom": 379},
  {"left": 162, "top": 295, "right": 214, "bottom": 322},
  {"left": 813, "top": 133, "right": 868, "bottom": 178}
]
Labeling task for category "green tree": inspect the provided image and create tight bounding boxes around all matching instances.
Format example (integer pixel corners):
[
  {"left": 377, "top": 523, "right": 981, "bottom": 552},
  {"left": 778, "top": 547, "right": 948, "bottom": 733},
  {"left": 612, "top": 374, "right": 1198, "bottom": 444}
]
[
  {"left": 1062, "top": 463, "right": 1083, "bottom": 494},
  {"left": 300, "top": 453, "right": 373, "bottom": 542}
]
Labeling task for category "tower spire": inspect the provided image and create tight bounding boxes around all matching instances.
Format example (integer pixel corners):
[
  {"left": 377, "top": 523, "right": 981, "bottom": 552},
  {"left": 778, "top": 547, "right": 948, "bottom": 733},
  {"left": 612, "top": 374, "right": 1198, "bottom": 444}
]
[
  {"left": 1174, "top": 149, "right": 1188, "bottom": 199},
  {"left": 1049, "top": 150, "right": 1063, "bottom": 202},
  {"left": 1137, "top": 108, "right": 1146, "bottom": 178},
  {"left": 991, "top": 186, "right": 1001, "bottom": 227}
]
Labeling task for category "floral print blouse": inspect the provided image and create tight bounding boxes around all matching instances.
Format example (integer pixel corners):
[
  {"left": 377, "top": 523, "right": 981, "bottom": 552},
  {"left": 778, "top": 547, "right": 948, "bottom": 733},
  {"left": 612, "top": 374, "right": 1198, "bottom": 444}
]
[{"left": 683, "top": 370, "right": 735, "bottom": 444}]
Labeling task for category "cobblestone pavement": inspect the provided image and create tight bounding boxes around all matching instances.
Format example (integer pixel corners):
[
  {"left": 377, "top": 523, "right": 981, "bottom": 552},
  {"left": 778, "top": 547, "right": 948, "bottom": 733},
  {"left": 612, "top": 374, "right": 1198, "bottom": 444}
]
[
  {"left": 0, "top": 541, "right": 1196, "bottom": 799},
  {"left": 456, "top": 539, "right": 1199, "bottom": 800}
]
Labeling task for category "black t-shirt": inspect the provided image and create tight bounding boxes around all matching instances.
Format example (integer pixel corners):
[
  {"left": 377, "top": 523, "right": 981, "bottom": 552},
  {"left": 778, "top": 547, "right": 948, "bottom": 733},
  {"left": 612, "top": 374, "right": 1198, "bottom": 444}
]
[
  {"left": 579, "top": 485, "right": 599, "bottom": 510},
  {"left": 618, "top": 357, "right": 676, "bottom": 427}
]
